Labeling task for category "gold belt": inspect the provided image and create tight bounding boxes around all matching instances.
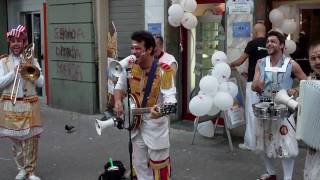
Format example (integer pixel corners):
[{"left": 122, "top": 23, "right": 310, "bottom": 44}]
[{"left": 1, "top": 95, "right": 39, "bottom": 103}]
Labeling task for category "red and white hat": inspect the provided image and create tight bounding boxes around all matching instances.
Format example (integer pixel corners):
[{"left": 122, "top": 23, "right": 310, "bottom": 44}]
[{"left": 6, "top": 25, "right": 27, "bottom": 40}]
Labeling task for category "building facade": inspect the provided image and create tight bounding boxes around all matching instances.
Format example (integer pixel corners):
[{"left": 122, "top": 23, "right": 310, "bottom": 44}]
[{"left": 1, "top": 0, "right": 320, "bottom": 118}]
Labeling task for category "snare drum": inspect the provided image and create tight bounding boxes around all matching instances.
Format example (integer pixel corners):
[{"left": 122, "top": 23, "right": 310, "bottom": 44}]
[{"left": 253, "top": 102, "right": 288, "bottom": 120}]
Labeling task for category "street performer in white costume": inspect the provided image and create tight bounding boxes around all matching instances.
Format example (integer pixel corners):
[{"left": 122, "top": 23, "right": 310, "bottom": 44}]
[
  {"left": 113, "top": 31, "right": 177, "bottom": 180},
  {"left": 154, "top": 35, "right": 178, "bottom": 77},
  {"left": 303, "top": 40, "right": 320, "bottom": 180},
  {"left": 0, "top": 25, "right": 44, "bottom": 180},
  {"left": 252, "top": 31, "right": 306, "bottom": 180}
]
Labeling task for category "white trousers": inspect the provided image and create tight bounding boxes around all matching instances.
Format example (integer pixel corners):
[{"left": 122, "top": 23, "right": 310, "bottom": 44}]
[
  {"left": 244, "top": 82, "right": 260, "bottom": 149},
  {"left": 132, "top": 133, "right": 169, "bottom": 180},
  {"left": 263, "top": 154, "right": 295, "bottom": 180}
]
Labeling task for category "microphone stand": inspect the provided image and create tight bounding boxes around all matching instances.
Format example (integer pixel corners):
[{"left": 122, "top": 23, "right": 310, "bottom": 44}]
[{"left": 125, "top": 68, "right": 134, "bottom": 180}]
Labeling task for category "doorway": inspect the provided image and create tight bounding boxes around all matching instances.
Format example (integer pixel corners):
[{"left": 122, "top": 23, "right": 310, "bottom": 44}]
[{"left": 21, "top": 12, "right": 43, "bottom": 96}]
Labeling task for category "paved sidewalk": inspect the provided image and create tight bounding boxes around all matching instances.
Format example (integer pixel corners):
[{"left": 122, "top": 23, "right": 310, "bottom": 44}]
[{"left": 0, "top": 104, "right": 305, "bottom": 180}]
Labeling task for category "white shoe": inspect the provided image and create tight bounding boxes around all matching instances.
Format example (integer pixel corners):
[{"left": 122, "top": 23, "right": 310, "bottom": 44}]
[
  {"left": 238, "top": 143, "right": 251, "bottom": 151},
  {"left": 27, "top": 173, "right": 41, "bottom": 180},
  {"left": 15, "top": 169, "right": 26, "bottom": 180}
]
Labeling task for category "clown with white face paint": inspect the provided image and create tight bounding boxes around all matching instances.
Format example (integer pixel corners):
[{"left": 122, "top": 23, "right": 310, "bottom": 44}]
[{"left": 0, "top": 25, "right": 44, "bottom": 180}]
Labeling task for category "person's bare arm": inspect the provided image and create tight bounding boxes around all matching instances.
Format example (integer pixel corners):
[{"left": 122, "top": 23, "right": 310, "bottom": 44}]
[
  {"left": 291, "top": 60, "right": 307, "bottom": 81},
  {"left": 287, "top": 60, "right": 307, "bottom": 96},
  {"left": 229, "top": 53, "right": 249, "bottom": 68},
  {"left": 252, "top": 62, "right": 264, "bottom": 93},
  {"left": 113, "top": 89, "right": 124, "bottom": 115}
]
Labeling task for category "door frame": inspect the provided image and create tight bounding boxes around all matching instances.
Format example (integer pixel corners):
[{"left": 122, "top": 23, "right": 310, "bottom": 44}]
[{"left": 181, "top": 0, "right": 225, "bottom": 120}]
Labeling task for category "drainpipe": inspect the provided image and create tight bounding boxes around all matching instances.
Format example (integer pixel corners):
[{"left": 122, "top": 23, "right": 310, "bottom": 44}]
[
  {"left": 43, "top": 0, "right": 49, "bottom": 104},
  {"left": 93, "top": 0, "right": 108, "bottom": 112}
]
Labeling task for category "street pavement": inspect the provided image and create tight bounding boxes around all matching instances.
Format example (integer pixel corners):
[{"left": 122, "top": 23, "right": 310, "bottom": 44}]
[{"left": 0, "top": 103, "right": 305, "bottom": 180}]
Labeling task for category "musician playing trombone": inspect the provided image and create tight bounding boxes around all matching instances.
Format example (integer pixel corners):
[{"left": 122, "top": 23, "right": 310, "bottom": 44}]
[
  {"left": 0, "top": 25, "right": 44, "bottom": 180},
  {"left": 303, "top": 40, "right": 320, "bottom": 180},
  {"left": 113, "top": 31, "right": 177, "bottom": 180},
  {"left": 252, "top": 30, "right": 306, "bottom": 180}
]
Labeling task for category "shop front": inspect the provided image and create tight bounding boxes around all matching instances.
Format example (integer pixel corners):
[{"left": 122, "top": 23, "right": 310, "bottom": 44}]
[{"left": 180, "top": 0, "right": 253, "bottom": 120}]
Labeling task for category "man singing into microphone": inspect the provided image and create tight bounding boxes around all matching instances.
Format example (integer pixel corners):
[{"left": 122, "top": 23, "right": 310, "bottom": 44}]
[{"left": 113, "top": 31, "right": 177, "bottom": 180}]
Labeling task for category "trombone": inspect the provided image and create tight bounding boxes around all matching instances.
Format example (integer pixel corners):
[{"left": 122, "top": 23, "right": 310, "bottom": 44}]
[{"left": 10, "top": 43, "right": 40, "bottom": 105}]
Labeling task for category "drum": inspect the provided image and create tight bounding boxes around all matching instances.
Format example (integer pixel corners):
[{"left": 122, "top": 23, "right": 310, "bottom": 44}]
[{"left": 253, "top": 102, "right": 288, "bottom": 120}]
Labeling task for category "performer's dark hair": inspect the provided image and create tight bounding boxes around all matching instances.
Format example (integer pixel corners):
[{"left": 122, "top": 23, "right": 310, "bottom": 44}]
[
  {"left": 131, "top": 31, "right": 155, "bottom": 55},
  {"left": 309, "top": 40, "right": 320, "bottom": 50},
  {"left": 267, "top": 31, "right": 285, "bottom": 45}
]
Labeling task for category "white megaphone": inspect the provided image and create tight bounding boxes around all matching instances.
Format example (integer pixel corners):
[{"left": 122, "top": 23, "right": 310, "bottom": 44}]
[
  {"left": 95, "top": 110, "right": 124, "bottom": 135},
  {"left": 109, "top": 55, "right": 136, "bottom": 77},
  {"left": 274, "top": 89, "right": 298, "bottom": 111}
]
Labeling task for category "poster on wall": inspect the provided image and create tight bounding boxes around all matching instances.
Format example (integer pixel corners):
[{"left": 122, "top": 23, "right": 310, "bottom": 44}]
[
  {"left": 148, "top": 23, "right": 162, "bottom": 36},
  {"left": 227, "top": 0, "right": 254, "bottom": 15},
  {"left": 232, "top": 22, "right": 251, "bottom": 38}
]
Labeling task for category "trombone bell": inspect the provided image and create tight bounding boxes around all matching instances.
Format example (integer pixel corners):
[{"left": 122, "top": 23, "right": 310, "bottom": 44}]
[{"left": 20, "top": 65, "right": 40, "bottom": 81}]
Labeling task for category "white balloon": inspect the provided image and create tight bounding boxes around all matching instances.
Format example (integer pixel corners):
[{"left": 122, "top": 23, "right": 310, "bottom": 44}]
[
  {"left": 213, "top": 92, "right": 234, "bottom": 111},
  {"left": 211, "top": 51, "right": 228, "bottom": 65},
  {"left": 228, "top": 82, "right": 238, "bottom": 98},
  {"left": 211, "top": 62, "right": 231, "bottom": 82},
  {"left": 207, "top": 103, "right": 220, "bottom": 116},
  {"left": 168, "top": 4, "right": 184, "bottom": 21},
  {"left": 168, "top": 16, "right": 181, "bottom": 27},
  {"left": 198, "top": 90, "right": 206, "bottom": 95},
  {"left": 278, "top": 5, "right": 290, "bottom": 18},
  {"left": 284, "top": 39, "right": 297, "bottom": 55},
  {"left": 269, "top": 9, "right": 284, "bottom": 25},
  {"left": 180, "top": 0, "right": 197, "bottom": 13},
  {"left": 189, "top": 95, "right": 213, "bottom": 116},
  {"left": 218, "top": 82, "right": 238, "bottom": 98},
  {"left": 181, "top": 12, "right": 198, "bottom": 30},
  {"left": 281, "top": 19, "right": 297, "bottom": 34},
  {"left": 197, "top": 121, "right": 214, "bottom": 138},
  {"left": 199, "top": 76, "right": 219, "bottom": 95}
]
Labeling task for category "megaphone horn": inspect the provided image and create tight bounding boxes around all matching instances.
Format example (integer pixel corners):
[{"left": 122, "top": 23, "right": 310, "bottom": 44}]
[
  {"left": 109, "top": 61, "right": 123, "bottom": 77},
  {"left": 109, "top": 55, "right": 136, "bottom": 77},
  {"left": 95, "top": 117, "right": 116, "bottom": 136},
  {"left": 274, "top": 89, "right": 298, "bottom": 111}
]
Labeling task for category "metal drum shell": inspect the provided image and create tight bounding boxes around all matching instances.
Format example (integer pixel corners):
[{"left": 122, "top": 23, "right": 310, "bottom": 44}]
[{"left": 253, "top": 102, "right": 289, "bottom": 120}]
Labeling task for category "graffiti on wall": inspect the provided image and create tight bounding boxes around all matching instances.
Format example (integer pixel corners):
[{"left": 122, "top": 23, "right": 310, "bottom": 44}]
[
  {"left": 56, "top": 62, "right": 83, "bottom": 81},
  {"left": 54, "top": 27, "right": 86, "bottom": 41},
  {"left": 55, "top": 45, "right": 82, "bottom": 60}
]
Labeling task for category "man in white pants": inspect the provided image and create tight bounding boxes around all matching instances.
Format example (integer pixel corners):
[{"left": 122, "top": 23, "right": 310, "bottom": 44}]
[
  {"left": 252, "top": 30, "right": 306, "bottom": 180},
  {"left": 114, "top": 31, "right": 177, "bottom": 180},
  {"left": 229, "top": 23, "right": 268, "bottom": 150}
]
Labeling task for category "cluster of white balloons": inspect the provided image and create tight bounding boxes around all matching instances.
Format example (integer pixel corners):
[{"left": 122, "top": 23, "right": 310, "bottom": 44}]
[
  {"left": 269, "top": 5, "right": 298, "bottom": 56},
  {"left": 189, "top": 51, "right": 238, "bottom": 117},
  {"left": 168, "top": 0, "right": 198, "bottom": 30}
]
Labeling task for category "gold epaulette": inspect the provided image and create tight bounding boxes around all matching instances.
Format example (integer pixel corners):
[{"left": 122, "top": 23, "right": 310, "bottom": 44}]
[
  {"left": 0, "top": 54, "right": 8, "bottom": 59},
  {"left": 160, "top": 63, "right": 174, "bottom": 89}
]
